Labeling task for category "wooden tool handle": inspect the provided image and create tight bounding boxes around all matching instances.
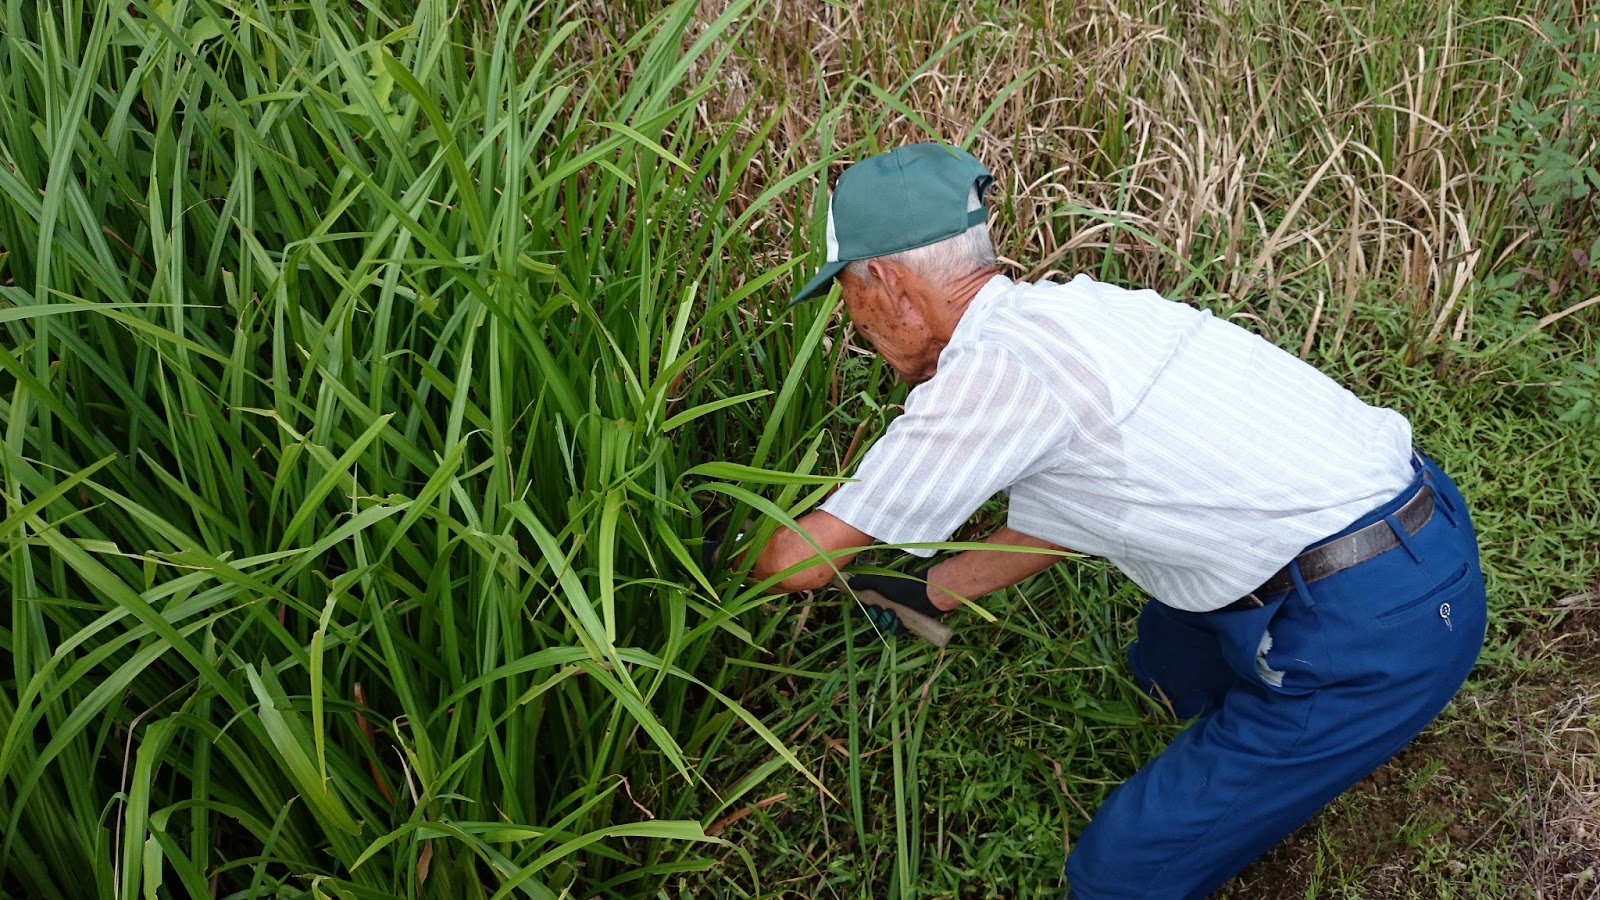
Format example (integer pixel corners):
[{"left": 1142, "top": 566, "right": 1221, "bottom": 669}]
[{"left": 844, "top": 585, "right": 954, "bottom": 648}]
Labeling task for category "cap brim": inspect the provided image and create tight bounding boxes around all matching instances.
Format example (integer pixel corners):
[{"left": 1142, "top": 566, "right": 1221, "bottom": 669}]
[{"left": 788, "top": 259, "right": 849, "bottom": 306}]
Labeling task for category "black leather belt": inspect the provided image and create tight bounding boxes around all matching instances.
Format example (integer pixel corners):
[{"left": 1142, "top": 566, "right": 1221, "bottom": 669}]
[{"left": 1221, "top": 482, "right": 1436, "bottom": 612}]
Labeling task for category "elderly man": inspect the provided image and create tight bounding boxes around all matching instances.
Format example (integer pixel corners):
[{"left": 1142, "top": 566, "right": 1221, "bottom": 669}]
[{"left": 747, "top": 143, "right": 1488, "bottom": 898}]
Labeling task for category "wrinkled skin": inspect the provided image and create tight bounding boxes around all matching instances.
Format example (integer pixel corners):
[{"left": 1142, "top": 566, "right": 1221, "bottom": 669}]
[{"left": 836, "top": 259, "right": 995, "bottom": 384}]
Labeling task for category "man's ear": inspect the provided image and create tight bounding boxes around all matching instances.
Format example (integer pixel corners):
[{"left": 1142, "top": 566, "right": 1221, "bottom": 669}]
[{"left": 867, "top": 259, "right": 912, "bottom": 312}]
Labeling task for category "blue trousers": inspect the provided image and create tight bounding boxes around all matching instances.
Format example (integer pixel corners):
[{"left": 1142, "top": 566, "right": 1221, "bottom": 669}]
[{"left": 1064, "top": 454, "right": 1487, "bottom": 899}]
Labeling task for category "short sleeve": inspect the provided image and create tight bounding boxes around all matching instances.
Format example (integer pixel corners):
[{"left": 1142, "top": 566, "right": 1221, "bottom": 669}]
[{"left": 820, "top": 344, "right": 1074, "bottom": 555}]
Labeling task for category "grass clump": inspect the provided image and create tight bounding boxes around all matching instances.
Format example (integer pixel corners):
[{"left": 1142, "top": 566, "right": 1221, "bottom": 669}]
[
  {"left": 0, "top": 0, "right": 840, "bottom": 896},
  {"left": 2, "top": 0, "right": 1597, "bottom": 898}
]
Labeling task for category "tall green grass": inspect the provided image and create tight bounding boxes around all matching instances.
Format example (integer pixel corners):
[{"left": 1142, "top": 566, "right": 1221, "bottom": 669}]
[
  {"left": 0, "top": 0, "right": 854, "bottom": 896},
  {"left": 3, "top": 0, "right": 1597, "bottom": 897}
]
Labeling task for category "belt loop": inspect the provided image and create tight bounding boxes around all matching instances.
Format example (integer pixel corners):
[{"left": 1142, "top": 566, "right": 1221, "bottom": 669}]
[
  {"left": 1415, "top": 450, "right": 1460, "bottom": 518},
  {"left": 1430, "top": 483, "right": 1457, "bottom": 528},
  {"left": 1385, "top": 512, "right": 1424, "bottom": 564},
  {"left": 1287, "top": 560, "right": 1314, "bottom": 608}
]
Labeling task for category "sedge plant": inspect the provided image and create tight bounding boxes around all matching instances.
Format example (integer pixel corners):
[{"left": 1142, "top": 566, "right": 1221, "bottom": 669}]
[{"left": 0, "top": 0, "right": 866, "bottom": 896}]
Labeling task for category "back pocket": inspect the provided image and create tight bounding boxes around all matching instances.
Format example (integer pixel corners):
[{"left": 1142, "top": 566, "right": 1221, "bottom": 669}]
[{"left": 1376, "top": 564, "right": 1471, "bottom": 628}]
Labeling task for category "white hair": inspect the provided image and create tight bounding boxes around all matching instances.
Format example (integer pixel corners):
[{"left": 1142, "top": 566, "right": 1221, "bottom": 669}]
[{"left": 843, "top": 186, "right": 996, "bottom": 285}]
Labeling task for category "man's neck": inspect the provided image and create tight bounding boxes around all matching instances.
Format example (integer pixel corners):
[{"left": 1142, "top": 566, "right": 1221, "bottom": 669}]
[{"left": 926, "top": 267, "right": 1000, "bottom": 343}]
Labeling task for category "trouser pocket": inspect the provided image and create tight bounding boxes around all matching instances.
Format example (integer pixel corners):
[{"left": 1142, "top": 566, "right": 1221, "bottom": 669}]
[{"left": 1208, "top": 592, "right": 1310, "bottom": 695}]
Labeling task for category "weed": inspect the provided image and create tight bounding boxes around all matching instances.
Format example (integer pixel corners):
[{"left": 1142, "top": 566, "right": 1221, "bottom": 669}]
[{"left": 1, "top": 0, "right": 1596, "bottom": 898}]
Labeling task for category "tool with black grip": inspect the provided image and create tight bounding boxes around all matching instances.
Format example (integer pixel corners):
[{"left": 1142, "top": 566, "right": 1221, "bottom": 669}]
[{"left": 833, "top": 574, "right": 954, "bottom": 647}]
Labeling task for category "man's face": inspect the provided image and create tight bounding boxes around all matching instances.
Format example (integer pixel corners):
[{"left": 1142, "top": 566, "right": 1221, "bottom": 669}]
[{"left": 838, "top": 264, "right": 939, "bottom": 384}]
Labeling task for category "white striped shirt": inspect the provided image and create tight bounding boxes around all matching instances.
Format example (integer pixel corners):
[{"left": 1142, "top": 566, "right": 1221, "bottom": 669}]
[{"left": 821, "top": 274, "right": 1415, "bottom": 611}]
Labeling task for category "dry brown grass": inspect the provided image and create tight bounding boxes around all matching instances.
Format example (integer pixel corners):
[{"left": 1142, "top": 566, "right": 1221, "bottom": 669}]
[
  {"left": 1514, "top": 609, "right": 1600, "bottom": 899},
  {"left": 1533, "top": 691, "right": 1600, "bottom": 897},
  {"left": 666, "top": 0, "right": 1595, "bottom": 366}
]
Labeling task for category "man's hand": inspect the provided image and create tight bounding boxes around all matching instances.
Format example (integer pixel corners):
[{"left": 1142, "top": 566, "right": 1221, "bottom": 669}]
[
  {"left": 749, "top": 510, "right": 872, "bottom": 593},
  {"left": 847, "top": 567, "right": 949, "bottom": 636}
]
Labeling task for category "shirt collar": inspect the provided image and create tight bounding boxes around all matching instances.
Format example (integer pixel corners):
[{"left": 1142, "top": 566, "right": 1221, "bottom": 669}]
[{"left": 943, "top": 273, "right": 1014, "bottom": 351}]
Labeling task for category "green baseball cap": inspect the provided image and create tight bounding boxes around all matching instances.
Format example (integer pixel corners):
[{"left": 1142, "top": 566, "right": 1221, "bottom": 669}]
[{"left": 791, "top": 142, "right": 994, "bottom": 304}]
